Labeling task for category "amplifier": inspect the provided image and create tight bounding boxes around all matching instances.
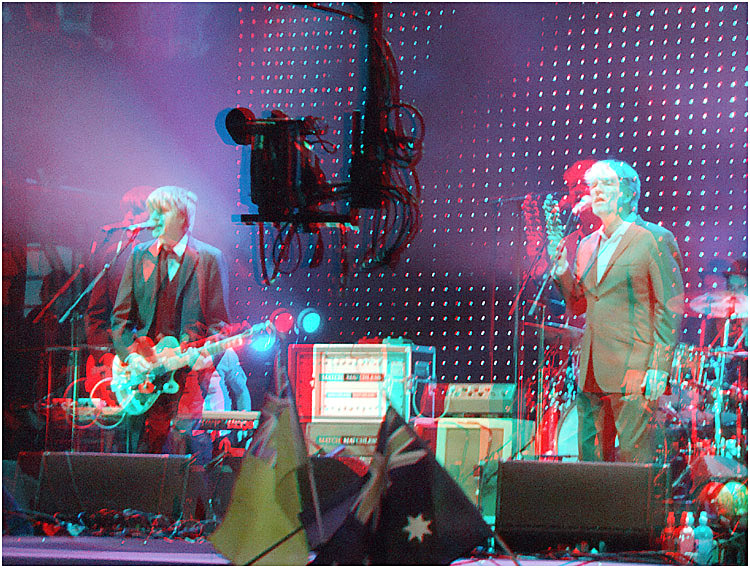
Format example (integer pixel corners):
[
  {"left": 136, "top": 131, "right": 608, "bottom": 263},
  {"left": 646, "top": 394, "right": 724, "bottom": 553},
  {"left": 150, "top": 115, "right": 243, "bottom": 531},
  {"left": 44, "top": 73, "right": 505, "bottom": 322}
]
[
  {"left": 443, "top": 383, "right": 516, "bottom": 416},
  {"left": 312, "top": 344, "right": 410, "bottom": 420},
  {"left": 305, "top": 419, "right": 381, "bottom": 458},
  {"left": 289, "top": 343, "right": 435, "bottom": 422}
]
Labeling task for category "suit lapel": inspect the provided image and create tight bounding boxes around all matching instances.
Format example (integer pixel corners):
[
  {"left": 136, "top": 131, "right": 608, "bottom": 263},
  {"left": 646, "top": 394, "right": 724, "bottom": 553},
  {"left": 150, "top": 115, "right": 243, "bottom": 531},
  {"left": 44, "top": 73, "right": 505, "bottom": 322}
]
[
  {"left": 175, "top": 239, "right": 198, "bottom": 302},
  {"left": 578, "top": 233, "right": 600, "bottom": 287},
  {"left": 141, "top": 243, "right": 159, "bottom": 284}
]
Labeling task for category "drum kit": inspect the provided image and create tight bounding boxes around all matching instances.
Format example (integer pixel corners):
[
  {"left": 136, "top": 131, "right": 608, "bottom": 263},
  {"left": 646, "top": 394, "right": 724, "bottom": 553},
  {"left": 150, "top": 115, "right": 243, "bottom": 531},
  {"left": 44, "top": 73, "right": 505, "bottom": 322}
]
[
  {"left": 668, "top": 290, "right": 747, "bottom": 463},
  {"left": 36, "top": 344, "right": 126, "bottom": 452},
  {"left": 531, "top": 289, "right": 748, "bottom": 465},
  {"left": 523, "top": 321, "right": 581, "bottom": 458}
]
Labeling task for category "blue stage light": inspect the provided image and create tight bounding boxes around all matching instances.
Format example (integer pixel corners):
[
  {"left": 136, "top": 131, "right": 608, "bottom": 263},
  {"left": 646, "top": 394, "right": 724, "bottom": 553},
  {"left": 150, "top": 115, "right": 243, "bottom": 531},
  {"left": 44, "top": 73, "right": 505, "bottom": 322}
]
[
  {"left": 297, "top": 308, "right": 322, "bottom": 334},
  {"left": 249, "top": 332, "right": 277, "bottom": 353}
]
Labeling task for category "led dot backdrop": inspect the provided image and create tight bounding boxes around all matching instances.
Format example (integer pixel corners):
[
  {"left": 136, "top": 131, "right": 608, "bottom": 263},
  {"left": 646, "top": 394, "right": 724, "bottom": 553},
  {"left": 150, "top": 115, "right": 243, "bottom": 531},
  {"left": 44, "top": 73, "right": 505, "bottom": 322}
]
[
  {"left": 226, "top": 3, "right": 747, "bottom": 395},
  {"left": 2, "top": 3, "right": 746, "bottom": 410}
]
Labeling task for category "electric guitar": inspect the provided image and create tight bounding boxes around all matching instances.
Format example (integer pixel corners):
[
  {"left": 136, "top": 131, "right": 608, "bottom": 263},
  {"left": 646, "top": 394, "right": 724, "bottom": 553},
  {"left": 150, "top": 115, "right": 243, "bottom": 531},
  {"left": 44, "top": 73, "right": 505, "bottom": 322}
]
[
  {"left": 521, "top": 194, "right": 548, "bottom": 279},
  {"left": 542, "top": 194, "right": 564, "bottom": 261},
  {"left": 84, "top": 352, "right": 118, "bottom": 407},
  {"left": 111, "top": 320, "right": 275, "bottom": 415}
]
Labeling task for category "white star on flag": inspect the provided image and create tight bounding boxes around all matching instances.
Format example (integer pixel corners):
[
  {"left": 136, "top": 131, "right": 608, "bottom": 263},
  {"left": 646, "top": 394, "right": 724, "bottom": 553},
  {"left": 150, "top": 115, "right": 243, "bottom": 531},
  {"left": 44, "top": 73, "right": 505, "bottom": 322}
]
[{"left": 402, "top": 513, "right": 433, "bottom": 543}]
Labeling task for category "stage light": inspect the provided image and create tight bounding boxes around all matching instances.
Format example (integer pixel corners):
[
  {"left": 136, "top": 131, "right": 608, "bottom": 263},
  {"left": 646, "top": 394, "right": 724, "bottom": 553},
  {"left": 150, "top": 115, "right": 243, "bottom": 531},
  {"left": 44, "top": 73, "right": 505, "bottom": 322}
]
[
  {"left": 249, "top": 331, "right": 277, "bottom": 353},
  {"left": 297, "top": 308, "right": 323, "bottom": 334},
  {"left": 224, "top": 107, "right": 257, "bottom": 146},
  {"left": 270, "top": 308, "right": 296, "bottom": 335}
]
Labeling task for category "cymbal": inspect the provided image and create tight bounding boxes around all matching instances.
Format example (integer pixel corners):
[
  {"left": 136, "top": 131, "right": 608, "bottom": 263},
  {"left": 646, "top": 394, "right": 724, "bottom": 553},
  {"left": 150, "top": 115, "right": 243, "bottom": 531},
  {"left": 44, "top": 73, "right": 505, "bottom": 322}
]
[
  {"left": 524, "top": 321, "right": 584, "bottom": 345},
  {"left": 704, "top": 348, "right": 748, "bottom": 359},
  {"left": 689, "top": 291, "right": 748, "bottom": 318}
]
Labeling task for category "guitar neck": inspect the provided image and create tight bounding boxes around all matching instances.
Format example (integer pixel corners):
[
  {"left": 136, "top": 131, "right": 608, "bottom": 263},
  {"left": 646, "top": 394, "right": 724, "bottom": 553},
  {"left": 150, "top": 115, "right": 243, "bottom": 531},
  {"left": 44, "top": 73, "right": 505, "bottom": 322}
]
[
  {"left": 183, "top": 322, "right": 269, "bottom": 359},
  {"left": 200, "top": 332, "right": 246, "bottom": 357}
]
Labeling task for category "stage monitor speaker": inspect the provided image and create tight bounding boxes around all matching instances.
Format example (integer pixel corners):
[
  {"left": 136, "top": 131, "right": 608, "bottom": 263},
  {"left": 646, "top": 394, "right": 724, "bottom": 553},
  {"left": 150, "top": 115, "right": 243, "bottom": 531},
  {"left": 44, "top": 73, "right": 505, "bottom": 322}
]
[
  {"left": 20, "top": 452, "right": 191, "bottom": 520},
  {"left": 495, "top": 460, "right": 661, "bottom": 552}
]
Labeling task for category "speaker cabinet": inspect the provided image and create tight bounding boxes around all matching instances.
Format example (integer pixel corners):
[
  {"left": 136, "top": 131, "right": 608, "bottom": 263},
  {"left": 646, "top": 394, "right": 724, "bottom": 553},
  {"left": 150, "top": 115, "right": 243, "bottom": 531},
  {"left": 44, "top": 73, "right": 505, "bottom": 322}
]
[
  {"left": 495, "top": 460, "right": 661, "bottom": 552},
  {"left": 18, "top": 452, "right": 191, "bottom": 520},
  {"left": 434, "top": 417, "right": 534, "bottom": 517},
  {"left": 305, "top": 419, "right": 381, "bottom": 457}
]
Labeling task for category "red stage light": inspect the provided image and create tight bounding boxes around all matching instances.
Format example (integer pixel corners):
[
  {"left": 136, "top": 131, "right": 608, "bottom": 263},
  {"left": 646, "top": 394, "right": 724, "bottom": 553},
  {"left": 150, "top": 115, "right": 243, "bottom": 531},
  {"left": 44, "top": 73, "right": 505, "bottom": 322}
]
[{"left": 270, "top": 308, "right": 295, "bottom": 334}]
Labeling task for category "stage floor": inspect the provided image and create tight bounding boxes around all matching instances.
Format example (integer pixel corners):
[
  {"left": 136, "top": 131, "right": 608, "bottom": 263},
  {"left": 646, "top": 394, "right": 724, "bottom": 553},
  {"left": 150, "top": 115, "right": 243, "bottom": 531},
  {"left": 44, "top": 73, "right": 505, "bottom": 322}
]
[
  {"left": 2, "top": 536, "right": 685, "bottom": 566},
  {"left": 2, "top": 536, "right": 229, "bottom": 566}
]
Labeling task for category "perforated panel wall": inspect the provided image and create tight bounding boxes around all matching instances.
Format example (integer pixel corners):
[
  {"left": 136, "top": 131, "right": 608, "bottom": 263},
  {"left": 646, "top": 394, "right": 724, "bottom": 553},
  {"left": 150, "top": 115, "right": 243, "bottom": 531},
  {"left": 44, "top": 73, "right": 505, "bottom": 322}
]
[{"left": 223, "top": 3, "right": 747, "bottom": 415}]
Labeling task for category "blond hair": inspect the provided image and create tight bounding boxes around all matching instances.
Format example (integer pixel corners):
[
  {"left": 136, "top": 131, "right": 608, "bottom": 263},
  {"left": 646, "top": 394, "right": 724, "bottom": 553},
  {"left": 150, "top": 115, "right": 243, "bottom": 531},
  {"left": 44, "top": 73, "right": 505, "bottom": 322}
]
[{"left": 146, "top": 186, "right": 198, "bottom": 231}]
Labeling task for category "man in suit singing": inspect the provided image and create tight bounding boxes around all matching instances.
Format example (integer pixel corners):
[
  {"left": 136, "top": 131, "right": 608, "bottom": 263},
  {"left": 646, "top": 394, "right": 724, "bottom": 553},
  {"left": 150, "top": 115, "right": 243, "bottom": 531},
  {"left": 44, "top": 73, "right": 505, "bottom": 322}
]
[
  {"left": 111, "top": 186, "right": 230, "bottom": 454},
  {"left": 549, "top": 159, "right": 684, "bottom": 463}
]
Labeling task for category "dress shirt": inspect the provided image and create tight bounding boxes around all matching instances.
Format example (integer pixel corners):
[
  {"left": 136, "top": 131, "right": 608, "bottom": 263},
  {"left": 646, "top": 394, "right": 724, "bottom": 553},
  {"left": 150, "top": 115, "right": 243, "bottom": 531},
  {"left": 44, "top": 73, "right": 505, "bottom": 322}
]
[
  {"left": 148, "top": 233, "right": 188, "bottom": 282},
  {"left": 595, "top": 221, "right": 631, "bottom": 283}
]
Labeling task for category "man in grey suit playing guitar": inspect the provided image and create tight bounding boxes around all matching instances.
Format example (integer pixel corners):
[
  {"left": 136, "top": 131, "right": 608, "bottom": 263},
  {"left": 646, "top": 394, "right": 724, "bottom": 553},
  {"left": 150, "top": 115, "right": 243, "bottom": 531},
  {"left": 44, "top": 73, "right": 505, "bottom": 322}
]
[
  {"left": 548, "top": 159, "right": 684, "bottom": 463},
  {"left": 111, "top": 186, "right": 231, "bottom": 454}
]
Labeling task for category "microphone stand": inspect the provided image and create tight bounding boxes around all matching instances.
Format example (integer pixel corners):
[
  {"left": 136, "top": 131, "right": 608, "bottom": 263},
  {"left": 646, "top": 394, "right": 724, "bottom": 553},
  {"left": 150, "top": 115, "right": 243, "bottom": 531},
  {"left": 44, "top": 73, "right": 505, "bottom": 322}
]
[
  {"left": 31, "top": 261, "right": 84, "bottom": 452},
  {"left": 55, "top": 228, "right": 142, "bottom": 451},
  {"left": 499, "top": 191, "right": 564, "bottom": 463},
  {"left": 59, "top": 229, "right": 142, "bottom": 324},
  {"left": 508, "top": 255, "right": 547, "bottom": 320},
  {"left": 519, "top": 203, "right": 575, "bottom": 458},
  {"left": 32, "top": 265, "right": 84, "bottom": 325},
  {"left": 527, "top": 206, "right": 577, "bottom": 318}
]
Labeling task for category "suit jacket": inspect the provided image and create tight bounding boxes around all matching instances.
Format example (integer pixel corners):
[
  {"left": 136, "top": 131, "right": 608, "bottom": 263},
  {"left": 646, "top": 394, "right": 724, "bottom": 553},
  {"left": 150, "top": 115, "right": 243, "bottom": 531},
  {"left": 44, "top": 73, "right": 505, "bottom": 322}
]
[
  {"left": 111, "top": 236, "right": 230, "bottom": 361},
  {"left": 555, "top": 216, "right": 684, "bottom": 393}
]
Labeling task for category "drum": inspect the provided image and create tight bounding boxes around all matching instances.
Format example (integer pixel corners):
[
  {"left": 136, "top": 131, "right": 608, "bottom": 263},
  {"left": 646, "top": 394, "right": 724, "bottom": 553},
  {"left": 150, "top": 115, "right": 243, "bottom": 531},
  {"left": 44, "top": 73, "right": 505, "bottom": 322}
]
[
  {"left": 671, "top": 343, "right": 708, "bottom": 387},
  {"left": 557, "top": 401, "right": 677, "bottom": 465},
  {"left": 536, "top": 405, "right": 562, "bottom": 456},
  {"left": 555, "top": 404, "right": 579, "bottom": 461}
]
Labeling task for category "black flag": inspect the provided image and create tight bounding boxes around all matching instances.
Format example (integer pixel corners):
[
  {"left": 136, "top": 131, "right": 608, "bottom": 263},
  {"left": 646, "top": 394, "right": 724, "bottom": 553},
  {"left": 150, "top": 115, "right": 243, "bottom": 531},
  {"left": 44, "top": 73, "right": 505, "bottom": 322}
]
[{"left": 312, "top": 407, "right": 493, "bottom": 565}]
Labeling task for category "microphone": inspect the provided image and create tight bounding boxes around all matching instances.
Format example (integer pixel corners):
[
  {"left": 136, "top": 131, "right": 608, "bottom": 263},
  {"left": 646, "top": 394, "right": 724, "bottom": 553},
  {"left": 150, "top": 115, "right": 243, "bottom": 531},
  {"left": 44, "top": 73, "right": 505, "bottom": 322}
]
[
  {"left": 101, "top": 221, "right": 157, "bottom": 232},
  {"left": 572, "top": 194, "right": 592, "bottom": 215},
  {"left": 126, "top": 221, "right": 157, "bottom": 231}
]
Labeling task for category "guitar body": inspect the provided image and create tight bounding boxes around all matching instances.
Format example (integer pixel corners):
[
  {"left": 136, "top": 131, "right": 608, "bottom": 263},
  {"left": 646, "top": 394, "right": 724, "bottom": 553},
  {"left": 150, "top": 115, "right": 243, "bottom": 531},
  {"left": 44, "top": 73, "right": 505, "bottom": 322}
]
[
  {"left": 110, "top": 320, "right": 274, "bottom": 416},
  {"left": 111, "top": 336, "right": 183, "bottom": 416}
]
